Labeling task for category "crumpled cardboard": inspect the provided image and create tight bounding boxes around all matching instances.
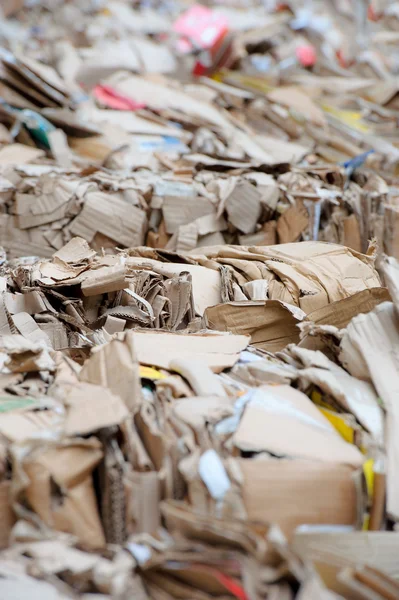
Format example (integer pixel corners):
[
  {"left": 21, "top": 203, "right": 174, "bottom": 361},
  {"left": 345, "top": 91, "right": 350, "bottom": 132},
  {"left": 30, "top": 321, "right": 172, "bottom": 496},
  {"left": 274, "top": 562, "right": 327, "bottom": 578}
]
[
  {"left": 281, "top": 345, "right": 384, "bottom": 445},
  {"left": 0, "top": 243, "right": 392, "bottom": 597},
  {"left": 340, "top": 301, "right": 399, "bottom": 522},
  {"left": 0, "top": 539, "right": 147, "bottom": 599},
  {"left": 11, "top": 438, "right": 105, "bottom": 549},
  {"left": 204, "top": 300, "right": 305, "bottom": 352}
]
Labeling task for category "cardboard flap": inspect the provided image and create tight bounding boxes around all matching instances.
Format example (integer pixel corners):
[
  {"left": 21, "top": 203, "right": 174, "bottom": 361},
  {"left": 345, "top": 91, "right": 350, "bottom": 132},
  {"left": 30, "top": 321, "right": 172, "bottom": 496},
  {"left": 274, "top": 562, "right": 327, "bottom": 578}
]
[
  {"left": 130, "top": 330, "right": 249, "bottom": 372},
  {"left": 79, "top": 333, "right": 142, "bottom": 412},
  {"left": 59, "top": 381, "right": 129, "bottom": 436},
  {"left": 14, "top": 438, "right": 105, "bottom": 549},
  {"left": 162, "top": 197, "right": 214, "bottom": 235},
  {"left": 225, "top": 181, "right": 261, "bottom": 235},
  {"left": 204, "top": 300, "right": 305, "bottom": 352},
  {"left": 234, "top": 385, "right": 364, "bottom": 466},
  {"left": 53, "top": 236, "right": 96, "bottom": 264},
  {"left": 81, "top": 264, "right": 128, "bottom": 297},
  {"left": 305, "top": 288, "right": 391, "bottom": 330},
  {"left": 340, "top": 302, "right": 399, "bottom": 521},
  {"left": 69, "top": 191, "right": 147, "bottom": 247}
]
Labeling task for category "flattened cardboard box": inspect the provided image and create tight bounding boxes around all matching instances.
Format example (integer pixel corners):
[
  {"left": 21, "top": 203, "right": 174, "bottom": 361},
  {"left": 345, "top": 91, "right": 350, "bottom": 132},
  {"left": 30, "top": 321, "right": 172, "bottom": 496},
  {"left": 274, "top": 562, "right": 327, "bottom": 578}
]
[{"left": 237, "top": 458, "right": 361, "bottom": 540}]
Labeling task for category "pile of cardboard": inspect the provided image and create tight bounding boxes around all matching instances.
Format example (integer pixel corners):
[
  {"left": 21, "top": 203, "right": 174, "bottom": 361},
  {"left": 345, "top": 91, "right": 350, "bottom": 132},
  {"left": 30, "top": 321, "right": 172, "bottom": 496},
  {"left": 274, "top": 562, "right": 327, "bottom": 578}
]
[
  {"left": 0, "top": 237, "right": 397, "bottom": 598},
  {"left": 0, "top": 137, "right": 396, "bottom": 259},
  {"left": 0, "top": 236, "right": 381, "bottom": 349},
  {"left": 1, "top": 2, "right": 399, "bottom": 258},
  {"left": 1, "top": 1, "right": 399, "bottom": 598}
]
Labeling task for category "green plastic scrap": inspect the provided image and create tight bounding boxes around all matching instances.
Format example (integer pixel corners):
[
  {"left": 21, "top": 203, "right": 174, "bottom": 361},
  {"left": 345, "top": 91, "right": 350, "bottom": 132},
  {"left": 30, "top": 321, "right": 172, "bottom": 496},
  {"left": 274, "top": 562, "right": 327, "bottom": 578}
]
[
  {"left": 0, "top": 396, "right": 37, "bottom": 413},
  {"left": 1, "top": 100, "right": 56, "bottom": 150},
  {"left": 15, "top": 109, "right": 56, "bottom": 149}
]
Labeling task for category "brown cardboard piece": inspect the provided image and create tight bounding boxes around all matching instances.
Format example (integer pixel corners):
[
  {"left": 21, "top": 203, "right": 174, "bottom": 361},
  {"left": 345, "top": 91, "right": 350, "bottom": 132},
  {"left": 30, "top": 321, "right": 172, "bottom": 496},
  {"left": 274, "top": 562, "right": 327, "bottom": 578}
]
[
  {"left": 11, "top": 312, "right": 52, "bottom": 346},
  {"left": 296, "top": 358, "right": 384, "bottom": 443},
  {"left": 0, "top": 539, "right": 145, "bottom": 597},
  {"left": 161, "top": 500, "right": 273, "bottom": 562},
  {"left": 0, "top": 411, "right": 59, "bottom": 443},
  {"left": 204, "top": 300, "right": 305, "bottom": 352},
  {"left": 340, "top": 302, "right": 399, "bottom": 520},
  {"left": 305, "top": 288, "right": 391, "bottom": 330},
  {"left": 0, "top": 144, "right": 45, "bottom": 165},
  {"left": 336, "top": 566, "right": 399, "bottom": 600},
  {"left": 130, "top": 330, "right": 249, "bottom": 372},
  {"left": 267, "top": 87, "right": 326, "bottom": 127},
  {"left": 125, "top": 469, "right": 161, "bottom": 535},
  {"left": 277, "top": 202, "right": 309, "bottom": 244},
  {"left": 14, "top": 55, "right": 69, "bottom": 97},
  {"left": 38, "top": 323, "right": 69, "bottom": 352},
  {"left": 14, "top": 176, "right": 79, "bottom": 230},
  {"left": 13, "top": 438, "right": 105, "bottom": 548},
  {"left": 79, "top": 332, "right": 142, "bottom": 412},
  {"left": 57, "top": 382, "right": 129, "bottom": 436},
  {"left": 0, "top": 482, "right": 14, "bottom": 550},
  {"left": 343, "top": 214, "right": 363, "bottom": 253},
  {"left": 238, "top": 457, "right": 361, "bottom": 540},
  {"left": 53, "top": 236, "right": 96, "bottom": 264},
  {"left": 190, "top": 242, "right": 381, "bottom": 313},
  {"left": 97, "top": 429, "right": 128, "bottom": 545},
  {"left": 292, "top": 531, "right": 399, "bottom": 580},
  {"left": 296, "top": 574, "right": 343, "bottom": 600},
  {"left": 172, "top": 395, "right": 233, "bottom": 436},
  {"left": 0, "top": 335, "right": 55, "bottom": 373},
  {"left": 4, "top": 291, "right": 48, "bottom": 316},
  {"left": 225, "top": 180, "right": 261, "bottom": 234},
  {"left": 126, "top": 257, "right": 221, "bottom": 317},
  {"left": 383, "top": 205, "right": 399, "bottom": 259},
  {"left": 233, "top": 385, "right": 364, "bottom": 466},
  {"left": 1, "top": 50, "right": 68, "bottom": 106},
  {"left": 80, "top": 264, "right": 129, "bottom": 297},
  {"left": 69, "top": 191, "right": 147, "bottom": 247},
  {"left": 48, "top": 129, "right": 73, "bottom": 169},
  {"left": 162, "top": 196, "right": 214, "bottom": 235},
  {"left": 169, "top": 359, "right": 226, "bottom": 397},
  {"left": 106, "top": 72, "right": 236, "bottom": 133}
]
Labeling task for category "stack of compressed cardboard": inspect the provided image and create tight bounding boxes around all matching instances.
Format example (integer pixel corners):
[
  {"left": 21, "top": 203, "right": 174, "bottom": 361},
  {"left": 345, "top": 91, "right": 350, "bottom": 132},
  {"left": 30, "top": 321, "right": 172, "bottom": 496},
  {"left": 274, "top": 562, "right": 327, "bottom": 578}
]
[
  {"left": 0, "top": 237, "right": 380, "bottom": 349},
  {"left": 0, "top": 142, "right": 394, "bottom": 257},
  {"left": 0, "top": 238, "right": 397, "bottom": 598},
  {"left": 1, "top": 2, "right": 399, "bottom": 258}
]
